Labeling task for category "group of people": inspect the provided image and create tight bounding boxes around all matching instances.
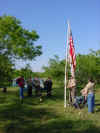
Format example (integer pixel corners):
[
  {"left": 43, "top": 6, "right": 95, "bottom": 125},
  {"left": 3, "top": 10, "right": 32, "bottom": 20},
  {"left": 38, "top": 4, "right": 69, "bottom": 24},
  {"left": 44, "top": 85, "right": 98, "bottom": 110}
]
[
  {"left": 67, "top": 76, "right": 95, "bottom": 113},
  {"left": 15, "top": 75, "right": 95, "bottom": 113},
  {"left": 16, "top": 76, "right": 53, "bottom": 104}
]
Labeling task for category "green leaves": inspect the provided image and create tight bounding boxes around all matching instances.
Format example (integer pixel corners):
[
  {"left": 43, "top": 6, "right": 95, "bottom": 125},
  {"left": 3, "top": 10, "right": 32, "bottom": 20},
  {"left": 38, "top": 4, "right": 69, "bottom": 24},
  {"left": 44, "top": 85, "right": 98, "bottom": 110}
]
[
  {"left": 43, "top": 50, "right": 100, "bottom": 92},
  {"left": 0, "top": 55, "right": 14, "bottom": 87},
  {"left": 0, "top": 14, "right": 42, "bottom": 87},
  {"left": 43, "top": 55, "right": 65, "bottom": 81},
  {"left": 0, "top": 15, "right": 42, "bottom": 60}
]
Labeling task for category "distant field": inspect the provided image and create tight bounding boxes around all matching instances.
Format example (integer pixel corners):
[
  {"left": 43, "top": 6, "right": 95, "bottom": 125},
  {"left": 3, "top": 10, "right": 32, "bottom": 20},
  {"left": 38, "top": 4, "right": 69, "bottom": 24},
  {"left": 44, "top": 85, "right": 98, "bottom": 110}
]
[{"left": 0, "top": 85, "right": 100, "bottom": 133}]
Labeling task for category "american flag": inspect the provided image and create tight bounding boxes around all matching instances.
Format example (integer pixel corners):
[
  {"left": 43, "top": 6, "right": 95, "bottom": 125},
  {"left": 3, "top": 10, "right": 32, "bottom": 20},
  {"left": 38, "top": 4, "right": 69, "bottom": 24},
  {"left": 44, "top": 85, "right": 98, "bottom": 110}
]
[
  {"left": 68, "top": 23, "right": 76, "bottom": 76},
  {"left": 64, "top": 21, "right": 76, "bottom": 108}
]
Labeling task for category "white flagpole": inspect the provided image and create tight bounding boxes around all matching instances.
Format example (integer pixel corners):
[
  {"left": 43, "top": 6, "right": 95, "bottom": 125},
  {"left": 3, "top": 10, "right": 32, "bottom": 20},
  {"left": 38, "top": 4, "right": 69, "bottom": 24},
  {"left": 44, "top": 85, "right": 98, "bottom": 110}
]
[{"left": 64, "top": 21, "right": 69, "bottom": 108}]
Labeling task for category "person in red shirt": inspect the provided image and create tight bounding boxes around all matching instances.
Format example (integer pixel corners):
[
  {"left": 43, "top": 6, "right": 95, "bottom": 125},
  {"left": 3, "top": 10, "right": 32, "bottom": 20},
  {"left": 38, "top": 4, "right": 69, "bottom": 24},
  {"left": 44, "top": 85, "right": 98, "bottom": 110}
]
[{"left": 16, "top": 76, "right": 25, "bottom": 104}]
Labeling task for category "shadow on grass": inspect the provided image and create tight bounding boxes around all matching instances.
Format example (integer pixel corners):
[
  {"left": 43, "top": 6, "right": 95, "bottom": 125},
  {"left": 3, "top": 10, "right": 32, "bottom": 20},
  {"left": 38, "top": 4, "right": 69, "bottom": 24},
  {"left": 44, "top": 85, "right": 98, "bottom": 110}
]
[
  {"left": 0, "top": 102, "right": 58, "bottom": 133},
  {"left": 50, "top": 86, "right": 68, "bottom": 101},
  {"left": 0, "top": 102, "right": 100, "bottom": 133},
  {"left": 31, "top": 119, "right": 100, "bottom": 133},
  {"left": 95, "top": 103, "right": 100, "bottom": 106},
  {"left": 0, "top": 88, "right": 100, "bottom": 133},
  {"left": 0, "top": 109, "right": 100, "bottom": 133},
  {"left": 0, "top": 95, "right": 7, "bottom": 104}
]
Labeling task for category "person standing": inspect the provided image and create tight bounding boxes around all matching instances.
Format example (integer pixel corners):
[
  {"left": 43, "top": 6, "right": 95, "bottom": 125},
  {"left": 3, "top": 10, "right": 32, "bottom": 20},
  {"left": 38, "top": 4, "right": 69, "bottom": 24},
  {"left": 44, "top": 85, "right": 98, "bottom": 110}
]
[
  {"left": 44, "top": 77, "right": 53, "bottom": 97},
  {"left": 33, "top": 77, "right": 42, "bottom": 101},
  {"left": 16, "top": 76, "right": 25, "bottom": 104},
  {"left": 27, "top": 77, "right": 33, "bottom": 97},
  {"left": 81, "top": 78, "right": 95, "bottom": 113},
  {"left": 33, "top": 77, "right": 41, "bottom": 96},
  {"left": 67, "top": 76, "right": 76, "bottom": 105}
]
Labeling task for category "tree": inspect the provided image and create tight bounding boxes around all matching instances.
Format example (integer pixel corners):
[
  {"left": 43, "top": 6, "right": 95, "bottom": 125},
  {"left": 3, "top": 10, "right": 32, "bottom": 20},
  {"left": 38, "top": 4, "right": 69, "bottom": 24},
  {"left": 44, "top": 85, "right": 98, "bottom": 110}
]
[
  {"left": 43, "top": 55, "right": 65, "bottom": 83},
  {"left": 43, "top": 50, "right": 100, "bottom": 93},
  {"left": 0, "top": 15, "right": 42, "bottom": 87},
  {"left": 0, "top": 15, "right": 42, "bottom": 60},
  {"left": 17, "top": 64, "right": 33, "bottom": 80},
  {"left": 75, "top": 52, "right": 100, "bottom": 92},
  {"left": 0, "top": 55, "right": 13, "bottom": 87}
]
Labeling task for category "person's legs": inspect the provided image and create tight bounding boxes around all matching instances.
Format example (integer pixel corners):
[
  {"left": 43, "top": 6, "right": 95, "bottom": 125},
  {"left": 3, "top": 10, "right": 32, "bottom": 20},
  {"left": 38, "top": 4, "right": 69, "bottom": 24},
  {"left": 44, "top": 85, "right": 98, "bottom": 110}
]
[
  {"left": 28, "top": 86, "right": 32, "bottom": 96},
  {"left": 47, "top": 88, "right": 52, "bottom": 97},
  {"left": 87, "top": 93, "right": 94, "bottom": 113},
  {"left": 73, "top": 96, "right": 81, "bottom": 109},
  {"left": 35, "top": 86, "right": 41, "bottom": 97},
  {"left": 3, "top": 87, "right": 7, "bottom": 92},
  {"left": 35, "top": 87, "right": 38, "bottom": 96},
  {"left": 30, "top": 87, "right": 32, "bottom": 96},
  {"left": 69, "top": 89, "right": 72, "bottom": 104},
  {"left": 71, "top": 87, "right": 76, "bottom": 103},
  {"left": 27, "top": 86, "right": 30, "bottom": 96},
  {"left": 20, "top": 87, "right": 24, "bottom": 104},
  {"left": 92, "top": 94, "right": 95, "bottom": 112},
  {"left": 37, "top": 86, "right": 42, "bottom": 101}
]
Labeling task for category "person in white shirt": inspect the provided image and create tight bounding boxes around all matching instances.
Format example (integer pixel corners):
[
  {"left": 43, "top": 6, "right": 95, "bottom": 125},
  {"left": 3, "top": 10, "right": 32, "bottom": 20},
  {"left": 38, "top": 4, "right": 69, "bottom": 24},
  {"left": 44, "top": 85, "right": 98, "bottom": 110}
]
[{"left": 81, "top": 78, "right": 95, "bottom": 113}]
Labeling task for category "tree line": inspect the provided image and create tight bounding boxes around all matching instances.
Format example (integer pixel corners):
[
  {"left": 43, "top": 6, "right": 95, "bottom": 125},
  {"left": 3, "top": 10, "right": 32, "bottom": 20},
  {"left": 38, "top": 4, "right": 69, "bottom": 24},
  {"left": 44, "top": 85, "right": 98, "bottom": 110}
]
[
  {"left": 0, "top": 14, "right": 100, "bottom": 92},
  {"left": 42, "top": 50, "right": 100, "bottom": 91}
]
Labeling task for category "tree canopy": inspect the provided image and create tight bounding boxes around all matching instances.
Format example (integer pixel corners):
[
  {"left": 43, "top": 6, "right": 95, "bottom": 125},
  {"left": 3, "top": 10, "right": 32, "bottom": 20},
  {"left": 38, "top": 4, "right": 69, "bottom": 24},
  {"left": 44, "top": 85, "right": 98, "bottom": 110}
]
[
  {"left": 0, "top": 15, "right": 42, "bottom": 87},
  {"left": 43, "top": 55, "right": 65, "bottom": 82},
  {"left": 0, "top": 15, "right": 42, "bottom": 60}
]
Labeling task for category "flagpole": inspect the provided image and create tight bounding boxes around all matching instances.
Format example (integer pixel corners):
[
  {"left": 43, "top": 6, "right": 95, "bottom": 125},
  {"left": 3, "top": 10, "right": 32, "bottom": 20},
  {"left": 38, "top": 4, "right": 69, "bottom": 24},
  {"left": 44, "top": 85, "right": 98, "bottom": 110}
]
[{"left": 64, "top": 21, "right": 69, "bottom": 108}]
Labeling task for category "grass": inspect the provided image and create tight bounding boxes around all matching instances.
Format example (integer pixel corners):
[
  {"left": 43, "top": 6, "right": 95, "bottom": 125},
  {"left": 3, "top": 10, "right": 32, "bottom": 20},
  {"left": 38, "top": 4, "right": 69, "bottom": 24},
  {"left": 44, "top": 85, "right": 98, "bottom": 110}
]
[{"left": 0, "top": 84, "right": 100, "bottom": 133}]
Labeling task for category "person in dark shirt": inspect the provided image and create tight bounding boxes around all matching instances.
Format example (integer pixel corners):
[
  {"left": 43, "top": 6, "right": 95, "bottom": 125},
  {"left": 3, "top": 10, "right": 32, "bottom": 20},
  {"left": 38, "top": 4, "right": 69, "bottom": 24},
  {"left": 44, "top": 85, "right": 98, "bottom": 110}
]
[
  {"left": 44, "top": 77, "right": 53, "bottom": 97},
  {"left": 27, "top": 77, "right": 33, "bottom": 97}
]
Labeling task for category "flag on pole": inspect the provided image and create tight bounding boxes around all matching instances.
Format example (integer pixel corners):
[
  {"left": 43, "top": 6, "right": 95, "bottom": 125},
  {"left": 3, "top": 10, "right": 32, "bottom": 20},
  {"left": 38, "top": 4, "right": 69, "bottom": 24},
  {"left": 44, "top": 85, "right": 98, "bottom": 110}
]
[
  {"left": 68, "top": 23, "right": 76, "bottom": 77},
  {"left": 64, "top": 21, "right": 76, "bottom": 108}
]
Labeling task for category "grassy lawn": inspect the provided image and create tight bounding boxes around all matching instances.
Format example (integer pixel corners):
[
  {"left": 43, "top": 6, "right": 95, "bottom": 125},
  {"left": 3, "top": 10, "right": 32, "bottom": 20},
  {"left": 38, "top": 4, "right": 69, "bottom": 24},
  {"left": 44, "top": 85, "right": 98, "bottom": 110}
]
[{"left": 0, "top": 84, "right": 100, "bottom": 133}]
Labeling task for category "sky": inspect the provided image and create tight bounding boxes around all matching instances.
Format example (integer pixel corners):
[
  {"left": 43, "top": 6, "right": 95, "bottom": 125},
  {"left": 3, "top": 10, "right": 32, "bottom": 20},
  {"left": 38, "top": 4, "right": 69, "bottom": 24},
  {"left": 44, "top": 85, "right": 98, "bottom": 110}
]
[{"left": 0, "top": 0, "right": 100, "bottom": 72}]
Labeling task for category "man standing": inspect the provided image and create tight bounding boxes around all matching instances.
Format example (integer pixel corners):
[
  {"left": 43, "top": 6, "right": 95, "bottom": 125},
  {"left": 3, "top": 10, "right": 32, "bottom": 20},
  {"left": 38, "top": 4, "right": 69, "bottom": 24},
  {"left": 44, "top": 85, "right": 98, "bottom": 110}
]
[
  {"left": 80, "top": 78, "right": 95, "bottom": 113},
  {"left": 16, "top": 76, "right": 25, "bottom": 104},
  {"left": 33, "top": 77, "right": 42, "bottom": 101},
  {"left": 44, "top": 77, "right": 53, "bottom": 97},
  {"left": 27, "top": 77, "right": 33, "bottom": 97},
  {"left": 67, "top": 76, "right": 76, "bottom": 105},
  {"left": 33, "top": 77, "right": 41, "bottom": 96}
]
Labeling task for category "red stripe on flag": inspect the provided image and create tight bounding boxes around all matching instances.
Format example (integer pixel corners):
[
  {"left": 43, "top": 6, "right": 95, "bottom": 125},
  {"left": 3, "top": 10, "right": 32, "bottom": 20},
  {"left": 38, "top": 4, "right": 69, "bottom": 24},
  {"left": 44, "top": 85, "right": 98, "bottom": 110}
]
[{"left": 69, "top": 36, "right": 76, "bottom": 71}]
